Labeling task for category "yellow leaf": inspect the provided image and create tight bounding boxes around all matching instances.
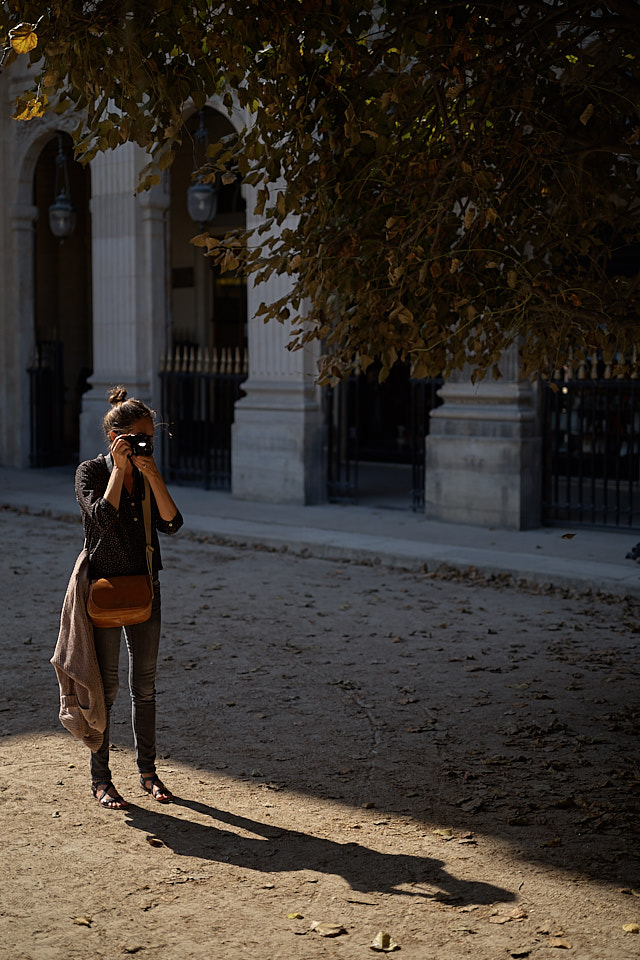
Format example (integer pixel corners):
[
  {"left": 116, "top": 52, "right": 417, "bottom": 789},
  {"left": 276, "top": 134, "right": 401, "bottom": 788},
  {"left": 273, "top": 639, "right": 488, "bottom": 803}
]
[
  {"left": 9, "top": 22, "right": 38, "bottom": 54},
  {"left": 623, "top": 924, "right": 640, "bottom": 934},
  {"left": 371, "top": 930, "right": 400, "bottom": 952},
  {"left": 13, "top": 94, "right": 47, "bottom": 121},
  {"left": 579, "top": 103, "right": 594, "bottom": 125},
  {"left": 433, "top": 827, "right": 453, "bottom": 838},
  {"left": 287, "top": 912, "right": 304, "bottom": 920},
  {"left": 72, "top": 916, "right": 93, "bottom": 927}
]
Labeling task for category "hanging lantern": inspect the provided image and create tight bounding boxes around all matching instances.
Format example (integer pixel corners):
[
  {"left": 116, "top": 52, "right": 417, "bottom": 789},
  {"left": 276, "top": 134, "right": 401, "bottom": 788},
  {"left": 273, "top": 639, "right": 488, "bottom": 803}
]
[
  {"left": 187, "top": 112, "right": 217, "bottom": 229},
  {"left": 48, "top": 133, "right": 76, "bottom": 241}
]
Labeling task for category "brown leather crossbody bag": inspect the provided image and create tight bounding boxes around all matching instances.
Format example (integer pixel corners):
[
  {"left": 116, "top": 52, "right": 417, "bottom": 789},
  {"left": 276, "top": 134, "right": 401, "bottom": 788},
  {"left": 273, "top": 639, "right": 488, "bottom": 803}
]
[{"left": 87, "top": 477, "right": 154, "bottom": 629}]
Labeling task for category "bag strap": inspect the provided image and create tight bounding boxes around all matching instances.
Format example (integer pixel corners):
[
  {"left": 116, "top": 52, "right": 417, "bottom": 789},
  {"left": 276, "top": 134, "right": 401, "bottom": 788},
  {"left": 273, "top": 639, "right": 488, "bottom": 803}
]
[{"left": 142, "top": 476, "right": 155, "bottom": 597}]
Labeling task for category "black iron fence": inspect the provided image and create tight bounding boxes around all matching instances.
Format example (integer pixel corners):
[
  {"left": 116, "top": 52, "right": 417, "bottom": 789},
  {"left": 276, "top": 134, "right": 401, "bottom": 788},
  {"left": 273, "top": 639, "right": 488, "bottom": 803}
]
[
  {"left": 542, "top": 357, "right": 640, "bottom": 529},
  {"left": 28, "top": 340, "right": 65, "bottom": 467},
  {"left": 159, "top": 346, "right": 247, "bottom": 489},
  {"left": 326, "top": 364, "right": 443, "bottom": 509}
]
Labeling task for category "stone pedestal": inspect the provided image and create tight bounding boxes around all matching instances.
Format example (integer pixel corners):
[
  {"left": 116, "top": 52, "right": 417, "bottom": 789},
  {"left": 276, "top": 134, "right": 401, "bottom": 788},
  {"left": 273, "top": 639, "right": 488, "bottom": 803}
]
[
  {"left": 79, "top": 146, "right": 169, "bottom": 460},
  {"left": 425, "top": 354, "right": 541, "bottom": 529}
]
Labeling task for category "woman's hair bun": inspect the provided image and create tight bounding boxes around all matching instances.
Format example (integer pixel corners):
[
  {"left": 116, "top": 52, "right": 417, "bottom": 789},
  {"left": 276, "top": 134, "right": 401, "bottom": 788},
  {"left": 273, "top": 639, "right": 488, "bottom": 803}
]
[{"left": 108, "top": 385, "right": 128, "bottom": 406}]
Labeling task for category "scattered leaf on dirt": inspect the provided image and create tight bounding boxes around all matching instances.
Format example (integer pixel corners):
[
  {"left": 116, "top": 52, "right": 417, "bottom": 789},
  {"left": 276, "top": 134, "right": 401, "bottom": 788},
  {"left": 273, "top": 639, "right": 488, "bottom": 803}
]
[
  {"left": 71, "top": 916, "right": 92, "bottom": 927},
  {"left": 287, "top": 913, "right": 304, "bottom": 920},
  {"left": 622, "top": 924, "right": 640, "bottom": 933},
  {"left": 549, "top": 937, "right": 572, "bottom": 948},
  {"left": 489, "top": 908, "right": 528, "bottom": 924},
  {"left": 371, "top": 930, "right": 400, "bottom": 952},
  {"left": 146, "top": 836, "right": 164, "bottom": 848},
  {"left": 309, "top": 921, "right": 347, "bottom": 937},
  {"left": 433, "top": 827, "right": 453, "bottom": 838}
]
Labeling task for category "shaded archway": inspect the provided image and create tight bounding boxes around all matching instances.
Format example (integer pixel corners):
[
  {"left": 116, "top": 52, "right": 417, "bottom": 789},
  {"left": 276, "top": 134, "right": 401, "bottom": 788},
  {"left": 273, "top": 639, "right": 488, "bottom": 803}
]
[{"left": 30, "top": 132, "right": 92, "bottom": 465}]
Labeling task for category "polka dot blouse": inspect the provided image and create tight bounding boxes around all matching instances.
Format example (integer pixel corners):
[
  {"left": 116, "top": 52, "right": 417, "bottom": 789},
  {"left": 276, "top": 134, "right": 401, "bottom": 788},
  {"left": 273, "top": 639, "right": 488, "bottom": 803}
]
[{"left": 75, "top": 454, "right": 183, "bottom": 580}]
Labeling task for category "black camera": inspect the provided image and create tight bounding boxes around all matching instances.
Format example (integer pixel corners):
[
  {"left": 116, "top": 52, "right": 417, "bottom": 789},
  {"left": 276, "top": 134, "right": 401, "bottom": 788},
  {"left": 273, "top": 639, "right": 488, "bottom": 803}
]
[{"left": 127, "top": 433, "right": 154, "bottom": 457}]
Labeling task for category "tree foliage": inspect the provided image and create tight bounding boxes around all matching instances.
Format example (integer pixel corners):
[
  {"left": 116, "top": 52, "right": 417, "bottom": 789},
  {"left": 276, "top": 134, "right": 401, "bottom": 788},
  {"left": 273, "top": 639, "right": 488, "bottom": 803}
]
[{"left": 2, "top": 1, "right": 640, "bottom": 381}]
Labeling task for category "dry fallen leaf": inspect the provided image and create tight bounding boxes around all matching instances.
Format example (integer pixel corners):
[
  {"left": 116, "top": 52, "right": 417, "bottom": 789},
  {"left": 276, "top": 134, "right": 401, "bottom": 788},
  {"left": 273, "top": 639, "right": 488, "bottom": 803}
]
[
  {"left": 72, "top": 916, "right": 92, "bottom": 927},
  {"left": 371, "top": 930, "right": 400, "bottom": 952},
  {"left": 489, "top": 908, "right": 528, "bottom": 924},
  {"left": 309, "top": 921, "right": 347, "bottom": 938},
  {"left": 622, "top": 923, "right": 640, "bottom": 934},
  {"left": 287, "top": 913, "right": 304, "bottom": 920},
  {"left": 146, "top": 836, "right": 164, "bottom": 848},
  {"left": 433, "top": 827, "right": 454, "bottom": 838}
]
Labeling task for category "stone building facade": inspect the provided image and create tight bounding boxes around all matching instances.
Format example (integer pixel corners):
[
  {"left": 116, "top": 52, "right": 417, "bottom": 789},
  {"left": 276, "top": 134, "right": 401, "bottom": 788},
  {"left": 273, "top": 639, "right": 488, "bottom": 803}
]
[{"left": 0, "top": 67, "right": 584, "bottom": 531}]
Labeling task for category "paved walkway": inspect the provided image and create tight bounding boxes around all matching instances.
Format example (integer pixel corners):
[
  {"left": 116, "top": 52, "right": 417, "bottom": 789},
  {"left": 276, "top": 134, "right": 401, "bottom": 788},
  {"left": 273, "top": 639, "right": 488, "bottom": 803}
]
[{"left": 1, "top": 465, "right": 639, "bottom": 599}]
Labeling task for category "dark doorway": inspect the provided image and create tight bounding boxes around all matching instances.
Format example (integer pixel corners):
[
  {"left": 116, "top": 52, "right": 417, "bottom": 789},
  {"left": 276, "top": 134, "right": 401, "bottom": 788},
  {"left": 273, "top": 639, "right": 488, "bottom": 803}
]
[{"left": 30, "top": 133, "right": 92, "bottom": 466}]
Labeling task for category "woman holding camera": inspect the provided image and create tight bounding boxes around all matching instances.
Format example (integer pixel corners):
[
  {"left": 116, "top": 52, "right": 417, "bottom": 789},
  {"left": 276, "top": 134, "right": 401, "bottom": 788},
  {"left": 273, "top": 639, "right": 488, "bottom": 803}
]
[{"left": 75, "top": 386, "right": 183, "bottom": 810}]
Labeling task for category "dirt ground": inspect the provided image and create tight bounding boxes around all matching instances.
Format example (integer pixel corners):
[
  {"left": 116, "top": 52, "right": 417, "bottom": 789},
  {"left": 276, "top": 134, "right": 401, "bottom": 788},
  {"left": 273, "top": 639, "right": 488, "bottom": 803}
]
[{"left": 1, "top": 505, "right": 639, "bottom": 960}]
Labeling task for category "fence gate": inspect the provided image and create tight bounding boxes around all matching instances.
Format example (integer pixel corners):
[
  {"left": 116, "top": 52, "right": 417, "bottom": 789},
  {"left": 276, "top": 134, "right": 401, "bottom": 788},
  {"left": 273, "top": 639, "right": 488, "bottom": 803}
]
[
  {"left": 542, "top": 357, "right": 640, "bottom": 529},
  {"left": 159, "top": 346, "right": 247, "bottom": 489},
  {"left": 326, "top": 363, "right": 443, "bottom": 510}
]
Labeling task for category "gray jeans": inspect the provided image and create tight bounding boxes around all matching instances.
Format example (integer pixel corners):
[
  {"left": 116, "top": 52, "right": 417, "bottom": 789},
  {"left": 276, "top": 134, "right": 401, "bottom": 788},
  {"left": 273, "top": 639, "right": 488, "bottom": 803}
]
[{"left": 90, "top": 583, "right": 162, "bottom": 783}]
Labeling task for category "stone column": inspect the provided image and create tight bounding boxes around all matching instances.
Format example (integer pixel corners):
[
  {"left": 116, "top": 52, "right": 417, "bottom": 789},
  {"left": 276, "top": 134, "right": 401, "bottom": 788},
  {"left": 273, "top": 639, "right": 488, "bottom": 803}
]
[
  {"left": 425, "top": 347, "right": 541, "bottom": 529},
  {"left": 79, "top": 146, "right": 169, "bottom": 459},
  {"left": 231, "top": 271, "right": 325, "bottom": 504},
  {"left": 2, "top": 204, "right": 39, "bottom": 467}
]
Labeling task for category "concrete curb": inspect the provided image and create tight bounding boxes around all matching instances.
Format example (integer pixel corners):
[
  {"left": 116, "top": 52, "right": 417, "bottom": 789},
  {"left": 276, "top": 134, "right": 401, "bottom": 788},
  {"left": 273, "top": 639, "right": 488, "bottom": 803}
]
[{"left": 3, "top": 496, "right": 639, "bottom": 602}]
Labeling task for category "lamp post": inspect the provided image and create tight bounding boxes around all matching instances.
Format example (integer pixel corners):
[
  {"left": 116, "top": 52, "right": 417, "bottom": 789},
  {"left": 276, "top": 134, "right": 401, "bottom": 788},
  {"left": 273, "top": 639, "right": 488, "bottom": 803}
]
[
  {"left": 187, "top": 112, "right": 217, "bottom": 229},
  {"left": 48, "top": 133, "right": 75, "bottom": 241}
]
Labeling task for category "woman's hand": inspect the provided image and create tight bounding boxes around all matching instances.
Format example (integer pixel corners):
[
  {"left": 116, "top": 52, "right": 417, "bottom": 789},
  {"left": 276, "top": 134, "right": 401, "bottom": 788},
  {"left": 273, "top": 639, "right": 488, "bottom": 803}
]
[
  {"left": 110, "top": 434, "right": 133, "bottom": 472},
  {"left": 130, "top": 453, "right": 161, "bottom": 480},
  {"left": 131, "top": 454, "right": 179, "bottom": 522}
]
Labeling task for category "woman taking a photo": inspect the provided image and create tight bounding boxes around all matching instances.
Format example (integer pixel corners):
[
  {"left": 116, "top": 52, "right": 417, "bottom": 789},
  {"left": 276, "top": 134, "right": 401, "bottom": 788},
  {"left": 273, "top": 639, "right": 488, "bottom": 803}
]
[{"left": 75, "top": 386, "right": 183, "bottom": 810}]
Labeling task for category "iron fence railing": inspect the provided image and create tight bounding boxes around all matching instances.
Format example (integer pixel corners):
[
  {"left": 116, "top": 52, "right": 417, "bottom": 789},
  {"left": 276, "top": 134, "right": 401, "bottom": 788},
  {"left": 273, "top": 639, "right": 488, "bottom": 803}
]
[
  {"left": 325, "top": 365, "right": 443, "bottom": 509},
  {"left": 542, "top": 356, "right": 640, "bottom": 529},
  {"left": 159, "top": 346, "right": 247, "bottom": 489}
]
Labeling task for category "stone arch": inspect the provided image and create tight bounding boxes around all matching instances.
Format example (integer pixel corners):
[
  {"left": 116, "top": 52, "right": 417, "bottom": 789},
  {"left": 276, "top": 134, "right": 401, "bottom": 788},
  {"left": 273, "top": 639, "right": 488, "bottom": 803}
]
[
  {"left": 3, "top": 117, "right": 94, "bottom": 466},
  {"left": 32, "top": 131, "right": 93, "bottom": 463}
]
